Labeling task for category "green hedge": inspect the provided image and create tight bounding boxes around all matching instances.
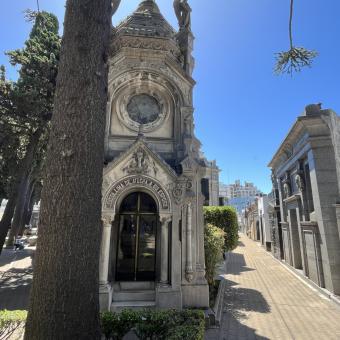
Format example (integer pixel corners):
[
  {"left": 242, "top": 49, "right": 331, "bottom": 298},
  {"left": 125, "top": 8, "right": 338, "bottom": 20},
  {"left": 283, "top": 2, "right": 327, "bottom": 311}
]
[
  {"left": 203, "top": 206, "right": 238, "bottom": 251},
  {"left": 204, "top": 224, "right": 225, "bottom": 286},
  {"left": 0, "top": 310, "right": 27, "bottom": 339},
  {"left": 101, "top": 309, "right": 205, "bottom": 340},
  {"left": 0, "top": 309, "right": 204, "bottom": 340}
]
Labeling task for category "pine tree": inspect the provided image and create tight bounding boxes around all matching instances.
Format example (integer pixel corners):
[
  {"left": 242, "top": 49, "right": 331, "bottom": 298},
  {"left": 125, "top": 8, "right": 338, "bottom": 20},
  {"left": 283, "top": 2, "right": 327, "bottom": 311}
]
[
  {"left": 0, "top": 11, "right": 61, "bottom": 252},
  {"left": 24, "top": 0, "right": 114, "bottom": 338}
]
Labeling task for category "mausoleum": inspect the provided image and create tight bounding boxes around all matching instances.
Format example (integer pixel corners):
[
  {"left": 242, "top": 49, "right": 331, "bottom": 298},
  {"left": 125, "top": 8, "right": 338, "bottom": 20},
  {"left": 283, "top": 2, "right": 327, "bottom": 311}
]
[
  {"left": 269, "top": 104, "right": 340, "bottom": 295},
  {"left": 98, "top": 0, "right": 212, "bottom": 311}
]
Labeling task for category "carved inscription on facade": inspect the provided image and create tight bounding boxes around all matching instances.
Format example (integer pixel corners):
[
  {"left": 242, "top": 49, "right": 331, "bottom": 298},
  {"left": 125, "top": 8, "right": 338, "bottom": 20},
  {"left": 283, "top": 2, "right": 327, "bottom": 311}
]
[{"left": 105, "top": 176, "right": 169, "bottom": 210}]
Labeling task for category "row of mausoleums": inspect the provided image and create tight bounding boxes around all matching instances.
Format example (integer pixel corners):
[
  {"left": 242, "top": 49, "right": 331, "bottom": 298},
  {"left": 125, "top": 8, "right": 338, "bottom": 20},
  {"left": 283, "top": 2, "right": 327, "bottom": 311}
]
[{"left": 261, "top": 104, "right": 340, "bottom": 296}]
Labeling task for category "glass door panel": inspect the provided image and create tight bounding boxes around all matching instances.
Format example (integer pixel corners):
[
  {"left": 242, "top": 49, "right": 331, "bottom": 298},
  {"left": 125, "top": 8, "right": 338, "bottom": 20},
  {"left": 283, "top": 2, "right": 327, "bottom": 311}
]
[
  {"left": 116, "top": 214, "right": 137, "bottom": 281},
  {"left": 116, "top": 192, "right": 158, "bottom": 282},
  {"left": 136, "top": 215, "right": 157, "bottom": 281}
]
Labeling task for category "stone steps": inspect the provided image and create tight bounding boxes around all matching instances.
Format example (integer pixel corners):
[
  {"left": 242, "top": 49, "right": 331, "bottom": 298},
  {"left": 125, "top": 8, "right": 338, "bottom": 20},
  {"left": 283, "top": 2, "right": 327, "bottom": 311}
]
[
  {"left": 113, "top": 290, "right": 156, "bottom": 302},
  {"left": 111, "top": 300, "right": 156, "bottom": 312}
]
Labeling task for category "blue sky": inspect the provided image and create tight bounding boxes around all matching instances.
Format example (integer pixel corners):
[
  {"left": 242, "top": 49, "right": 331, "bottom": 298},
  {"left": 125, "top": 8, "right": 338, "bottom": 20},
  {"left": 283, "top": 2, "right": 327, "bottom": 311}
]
[{"left": 1, "top": 0, "right": 339, "bottom": 193}]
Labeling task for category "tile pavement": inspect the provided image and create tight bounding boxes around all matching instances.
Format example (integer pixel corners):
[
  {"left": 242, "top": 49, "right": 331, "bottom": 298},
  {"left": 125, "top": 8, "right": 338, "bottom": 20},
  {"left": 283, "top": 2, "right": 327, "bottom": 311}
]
[{"left": 205, "top": 234, "right": 340, "bottom": 340}]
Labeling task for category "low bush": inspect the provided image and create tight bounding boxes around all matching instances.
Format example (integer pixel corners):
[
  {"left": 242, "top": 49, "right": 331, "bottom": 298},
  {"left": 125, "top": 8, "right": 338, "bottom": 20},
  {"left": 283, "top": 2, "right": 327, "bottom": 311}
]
[
  {"left": 204, "top": 206, "right": 238, "bottom": 251},
  {"left": 204, "top": 224, "right": 225, "bottom": 286},
  {"left": 0, "top": 310, "right": 27, "bottom": 340},
  {"left": 100, "top": 309, "right": 205, "bottom": 340}
]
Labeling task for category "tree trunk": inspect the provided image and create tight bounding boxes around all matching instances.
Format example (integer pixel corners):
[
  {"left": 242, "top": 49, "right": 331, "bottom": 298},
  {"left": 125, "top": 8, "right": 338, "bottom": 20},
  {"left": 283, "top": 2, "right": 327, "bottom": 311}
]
[
  {"left": 0, "top": 195, "right": 16, "bottom": 254},
  {"left": 25, "top": 188, "right": 36, "bottom": 226},
  {"left": 24, "top": 1, "right": 112, "bottom": 339},
  {"left": 5, "top": 131, "right": 41, "bottom": 247},
  {"left": 6, "top": 175, "right": 30, "bottom": 246},
  {"left": 18, "top": 181, "right": 36, "bottom": 236},
  {"left": 0, "top": 128, "right": 42, "bottom": 253}
]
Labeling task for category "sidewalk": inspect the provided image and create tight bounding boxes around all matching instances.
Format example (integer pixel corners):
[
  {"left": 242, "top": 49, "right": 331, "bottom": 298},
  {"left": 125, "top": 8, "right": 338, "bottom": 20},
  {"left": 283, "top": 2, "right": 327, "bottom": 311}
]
[
  {"left": 0, "top": 246, "right": 35, "bottom": 310},
  {"left": 206, "top": 234, "right": 340, "bottom": 340}
]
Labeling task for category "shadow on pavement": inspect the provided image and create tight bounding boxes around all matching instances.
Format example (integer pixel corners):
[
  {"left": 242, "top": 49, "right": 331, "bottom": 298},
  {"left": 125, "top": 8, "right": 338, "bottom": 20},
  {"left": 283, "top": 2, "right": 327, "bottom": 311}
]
[
  {"left": 0, "top": 249, "right": 34, "bottom": 311},
  {"left": 237, "top": 240, "right": 245, "bottom": 247},
  {"left": 0, "top": 247, "right": 35, "bottom": 267},
  {"left": 206, "top": 252, "right": 270, "bottom": 339},
  {"left": 0, "top": 267, "right": 32, "bottom": 310},
  {"left": 225, "top": 252, "right": 254, "bottom": 276},
  {"left": 207, "top": 279, "right": 270, "bottom": 340}
]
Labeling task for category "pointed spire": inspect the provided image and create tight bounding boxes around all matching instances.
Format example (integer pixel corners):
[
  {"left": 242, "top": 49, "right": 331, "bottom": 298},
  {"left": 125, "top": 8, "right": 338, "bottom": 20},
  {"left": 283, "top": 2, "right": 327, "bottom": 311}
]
[{"left": 136, "top": 0, "right": 160, "bottom": 14}]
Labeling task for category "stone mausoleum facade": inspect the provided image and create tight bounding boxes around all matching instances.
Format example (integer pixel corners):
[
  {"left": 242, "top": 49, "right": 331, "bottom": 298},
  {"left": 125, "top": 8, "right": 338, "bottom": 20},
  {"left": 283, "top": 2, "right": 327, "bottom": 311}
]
[
  {"left": 98, "top": 0, "right": 212, "bottom": 311},
  {"left": 269, "top": 104, "right": 340, "bottom": 295}
]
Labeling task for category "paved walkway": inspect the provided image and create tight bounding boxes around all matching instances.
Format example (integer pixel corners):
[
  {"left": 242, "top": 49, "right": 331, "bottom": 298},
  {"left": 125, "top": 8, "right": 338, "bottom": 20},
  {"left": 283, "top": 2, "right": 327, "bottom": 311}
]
[
  {"left": 206, "top": 234, "right": 340, "bottom": 340},
  {"left": 0, "top": 246, "right": 34, "bottom": 310}
]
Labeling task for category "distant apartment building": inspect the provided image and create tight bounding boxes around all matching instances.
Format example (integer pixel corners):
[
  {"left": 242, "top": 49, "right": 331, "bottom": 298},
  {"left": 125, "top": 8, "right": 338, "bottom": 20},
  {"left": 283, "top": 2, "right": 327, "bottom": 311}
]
[{"left": 219, "top": 180, "right": 261, "bottom": 212}]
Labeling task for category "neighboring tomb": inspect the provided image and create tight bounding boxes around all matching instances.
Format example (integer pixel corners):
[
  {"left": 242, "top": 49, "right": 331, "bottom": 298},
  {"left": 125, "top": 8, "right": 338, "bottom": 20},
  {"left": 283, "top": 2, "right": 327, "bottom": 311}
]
[{"left": 269, "top": 104, "right": 340, "bottom": 295}]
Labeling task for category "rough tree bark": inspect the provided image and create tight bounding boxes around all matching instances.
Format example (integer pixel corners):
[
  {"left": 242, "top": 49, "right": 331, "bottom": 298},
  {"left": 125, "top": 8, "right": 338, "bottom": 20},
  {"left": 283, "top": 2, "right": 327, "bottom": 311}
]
[{"left": 24, "top": 1, "right": 113, "bottom": 339}]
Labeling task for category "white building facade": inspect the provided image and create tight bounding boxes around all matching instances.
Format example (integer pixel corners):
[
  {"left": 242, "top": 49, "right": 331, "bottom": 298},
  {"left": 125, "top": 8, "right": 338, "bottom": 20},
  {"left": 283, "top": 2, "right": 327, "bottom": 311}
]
[{"left": 98, "top": 0, "right": 210, "bottom": 311}]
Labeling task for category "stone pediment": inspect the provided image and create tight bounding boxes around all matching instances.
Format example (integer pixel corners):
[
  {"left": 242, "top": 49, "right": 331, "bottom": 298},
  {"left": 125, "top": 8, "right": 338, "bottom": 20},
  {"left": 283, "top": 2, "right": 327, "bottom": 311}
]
[
  {"left": 103, "top": 136, "right": 178, "bottom": 182},
  {"left": 102, "top": 136, "right": 177, "bottom": 214}
]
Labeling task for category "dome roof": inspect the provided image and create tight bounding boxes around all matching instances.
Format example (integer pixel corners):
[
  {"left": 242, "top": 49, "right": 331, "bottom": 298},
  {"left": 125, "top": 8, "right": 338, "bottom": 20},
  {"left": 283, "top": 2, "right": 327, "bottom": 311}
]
[{"left": 116, "top": 0, "right": 176, "bottom": 38}]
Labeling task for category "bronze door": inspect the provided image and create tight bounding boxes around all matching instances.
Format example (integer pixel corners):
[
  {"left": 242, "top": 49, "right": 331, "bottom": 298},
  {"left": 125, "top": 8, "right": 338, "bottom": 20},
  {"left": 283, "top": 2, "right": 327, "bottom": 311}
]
[{"left": 116, "top": 192, "right": 157, "bottom": 281}]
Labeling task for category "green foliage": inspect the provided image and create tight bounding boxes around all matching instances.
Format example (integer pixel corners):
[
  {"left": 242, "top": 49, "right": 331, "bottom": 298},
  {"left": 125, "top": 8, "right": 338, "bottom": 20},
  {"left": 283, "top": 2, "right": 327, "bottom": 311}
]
[
  {"left": 100, "top": 309, "right": 205, "bottom": 340},
  {"left": 0, "top": 10, "right": 61, "bottom": 200},
  {"left": 0, "top": 310, "right": 27, "bottom": 340},
  {"left": 101, "top": 310, "right": 138, "bottom": 340},
  {"left": 204, "top": 206, "right": 238, "bottom": 251},
  {"left": 275, "top": 47, "right": 318, "bottom": 75},
  {"left": 204, "top": 224, "right": 225, "bottom": 286},
  {"left": 275, "top": 0, "right": 318, "bottom": 75}
]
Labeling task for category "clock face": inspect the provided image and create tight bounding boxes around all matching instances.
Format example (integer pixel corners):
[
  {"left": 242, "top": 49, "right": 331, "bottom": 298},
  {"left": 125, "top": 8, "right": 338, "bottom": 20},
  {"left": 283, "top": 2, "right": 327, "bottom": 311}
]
[{"left": 127, "top": 94, "right": 160, "bottom": 125}]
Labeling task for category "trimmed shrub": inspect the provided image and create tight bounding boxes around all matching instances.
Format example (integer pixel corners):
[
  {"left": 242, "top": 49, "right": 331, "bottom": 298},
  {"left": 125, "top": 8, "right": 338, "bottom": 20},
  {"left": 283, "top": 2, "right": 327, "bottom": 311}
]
[
  {"left": 203, "top": 206, "right": 238, "bottom": 251},
  {"left": 100, "top": 309, "right": 205, "bottom": 340},
  {"left": 101, "top": 310, "right": 138, "bottom": 340},
  {"left": 0, "top": 310, "right": 27, "bottom": 340},
  {"left": 204, "top": 224, "right": 225, "bottom": 286}
]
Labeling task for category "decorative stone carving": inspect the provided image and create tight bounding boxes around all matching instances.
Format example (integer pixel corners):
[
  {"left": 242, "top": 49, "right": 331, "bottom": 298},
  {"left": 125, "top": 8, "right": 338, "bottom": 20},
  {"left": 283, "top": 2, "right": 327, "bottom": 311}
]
[
  {"left": 174, "top": 0, "right": 191, "bottom": 30},
  {"left": 109, "top": 62, "right": 190, "bottom": 103},
  {"left": 105, "top": 175, "right": 170, "bottom": 210},
  {"left": 169, "top": 179, "right": 191, "bottom": 205},
  {"left": 111, "top": 36, "right": 181, "bottom": 59},
  {"left": 295, "top": 174, "right": 305, "bottom": 192},
  {"left": 114, "top": 79, "right": 169, "bottom": 133},
  {"left": 283, "top": 183, "right": 291, "bottom": 199},
  {"left": 123, "top": 147, "right": 157, "bottom": 175},
  {"left": 102, "top": 214, "right": 114, "bottom": 227}
]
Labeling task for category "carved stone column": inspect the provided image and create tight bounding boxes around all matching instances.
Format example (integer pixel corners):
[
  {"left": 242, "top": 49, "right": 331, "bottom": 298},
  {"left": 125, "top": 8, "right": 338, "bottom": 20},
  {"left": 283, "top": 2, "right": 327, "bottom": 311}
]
[
  {"left": 99, "top": 214, "right": 113, "bottom": 311},
  {"left": 160, "top": 215, "right": 171, "bottom": 286},
  {"left": 185, "top": 202, "right": 194, "bottom": 282},
  {"left": 99, "top": 217, "right": 112, "bottom": 284}
]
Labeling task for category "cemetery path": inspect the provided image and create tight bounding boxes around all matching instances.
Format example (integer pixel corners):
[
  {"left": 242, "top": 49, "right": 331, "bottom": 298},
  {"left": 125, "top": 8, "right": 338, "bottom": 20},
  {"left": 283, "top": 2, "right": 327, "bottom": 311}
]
[
  {"left": 0, "top": 247, "right": 34, "bottom": 310},
  {"left": 205, "top": 233, "right": 340, "bottom": 340}
]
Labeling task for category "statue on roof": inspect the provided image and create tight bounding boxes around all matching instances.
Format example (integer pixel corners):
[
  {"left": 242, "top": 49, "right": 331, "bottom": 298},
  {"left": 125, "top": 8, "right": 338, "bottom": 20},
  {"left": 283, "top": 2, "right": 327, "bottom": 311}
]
[
  {"left": 173, "top": 0, "right": 191, "bottom": 30},
  {"left": 111, "top": 0, "right": 121, "bottom": 16}
]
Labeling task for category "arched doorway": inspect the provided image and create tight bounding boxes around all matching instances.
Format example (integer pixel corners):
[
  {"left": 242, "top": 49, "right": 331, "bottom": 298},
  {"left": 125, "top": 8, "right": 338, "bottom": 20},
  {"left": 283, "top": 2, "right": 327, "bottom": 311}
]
[{"left": 116, "top": 192, "right": 158, "bottom": 281}]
